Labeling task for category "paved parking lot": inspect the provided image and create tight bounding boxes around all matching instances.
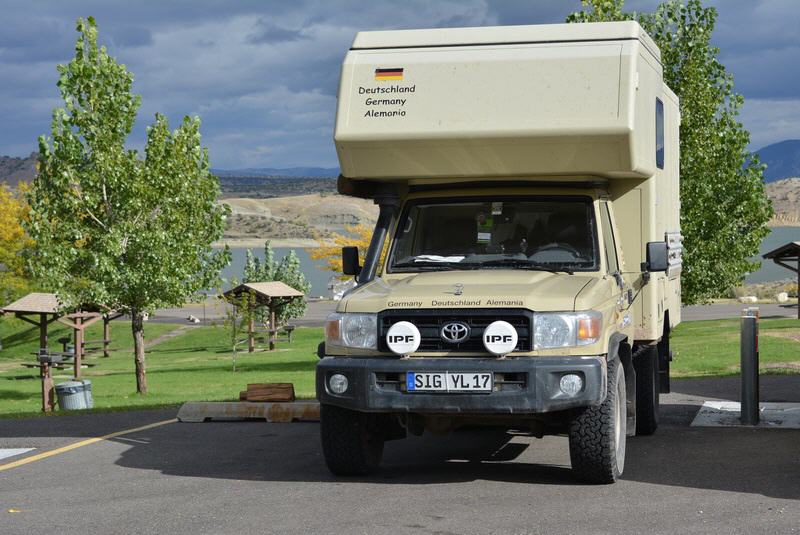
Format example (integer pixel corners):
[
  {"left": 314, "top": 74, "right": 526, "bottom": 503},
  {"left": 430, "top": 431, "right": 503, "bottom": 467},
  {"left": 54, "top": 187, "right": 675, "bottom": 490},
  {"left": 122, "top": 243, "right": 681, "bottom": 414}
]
[{"left": 1, "top": 376, "right": 798, "bottom": 535}]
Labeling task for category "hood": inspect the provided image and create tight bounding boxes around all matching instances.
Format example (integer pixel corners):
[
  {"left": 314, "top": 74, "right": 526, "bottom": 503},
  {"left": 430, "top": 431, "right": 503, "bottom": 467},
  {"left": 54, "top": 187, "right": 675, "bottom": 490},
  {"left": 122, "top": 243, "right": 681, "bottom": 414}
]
[{"left": 341, "top": 270, "right": 605, "bottom": 313}]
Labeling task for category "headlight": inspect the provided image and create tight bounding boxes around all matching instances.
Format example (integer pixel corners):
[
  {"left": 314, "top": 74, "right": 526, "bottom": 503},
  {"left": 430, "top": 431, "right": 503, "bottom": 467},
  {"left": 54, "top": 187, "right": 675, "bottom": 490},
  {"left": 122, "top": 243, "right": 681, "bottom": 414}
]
[
  {"left": 534, "top": 311, "right": 601, "bottom": 350},
  {"left": 325, "top": 313, "right": 377, "bottom": 350}
]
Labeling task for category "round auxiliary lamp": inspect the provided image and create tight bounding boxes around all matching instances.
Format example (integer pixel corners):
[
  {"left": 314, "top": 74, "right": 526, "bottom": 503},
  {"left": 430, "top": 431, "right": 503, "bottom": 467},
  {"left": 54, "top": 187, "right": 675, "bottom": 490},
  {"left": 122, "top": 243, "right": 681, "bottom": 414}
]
[
  {"left": 386, "top": 321, "right": 421, "bottom": 357},
  {"left": 482, "top": 321, "right": 518, "bottom": 358}
]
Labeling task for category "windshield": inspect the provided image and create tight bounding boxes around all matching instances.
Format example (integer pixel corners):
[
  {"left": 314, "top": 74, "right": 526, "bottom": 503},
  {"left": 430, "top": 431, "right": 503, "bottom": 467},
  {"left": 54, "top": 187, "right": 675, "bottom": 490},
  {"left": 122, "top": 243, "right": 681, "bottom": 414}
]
[{"left": 389, "top": 196, "right": 598, "bottom": 272}]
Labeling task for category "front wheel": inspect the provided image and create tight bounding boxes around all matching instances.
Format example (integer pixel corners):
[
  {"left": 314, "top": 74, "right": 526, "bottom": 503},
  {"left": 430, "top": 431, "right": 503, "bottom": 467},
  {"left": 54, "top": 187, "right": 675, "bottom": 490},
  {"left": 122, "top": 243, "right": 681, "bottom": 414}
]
[
  {"left": 568, "top": 357, "right": 626, "bottom": 484},
  {"left": 320, "top": 404, "right": 384, "bottom": 476}
]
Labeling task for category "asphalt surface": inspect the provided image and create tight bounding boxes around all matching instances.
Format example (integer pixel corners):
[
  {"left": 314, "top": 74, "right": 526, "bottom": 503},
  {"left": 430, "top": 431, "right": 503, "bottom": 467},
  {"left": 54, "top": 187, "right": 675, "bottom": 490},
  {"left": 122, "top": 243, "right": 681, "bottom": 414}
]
[
  {"left": 2, "top": 376, "right": 799, "bottom": 535},
  {"left": 681, "top": 302, "right": 798, "bottom": 321}
]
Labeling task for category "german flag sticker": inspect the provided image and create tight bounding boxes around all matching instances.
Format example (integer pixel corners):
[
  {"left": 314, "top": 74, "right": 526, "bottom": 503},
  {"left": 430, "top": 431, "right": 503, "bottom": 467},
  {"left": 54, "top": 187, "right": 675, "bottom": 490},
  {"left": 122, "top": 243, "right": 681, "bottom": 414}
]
[{"left": 375, "top": 67, "right": 403, "bottom": 81}]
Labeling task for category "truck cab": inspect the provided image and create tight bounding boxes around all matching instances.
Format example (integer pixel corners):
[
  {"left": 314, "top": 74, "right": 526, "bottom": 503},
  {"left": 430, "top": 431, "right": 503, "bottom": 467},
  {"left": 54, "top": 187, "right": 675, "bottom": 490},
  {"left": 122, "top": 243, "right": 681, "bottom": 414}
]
[{"left": 317, "top": 21, "right": 682, "bottom": 484}]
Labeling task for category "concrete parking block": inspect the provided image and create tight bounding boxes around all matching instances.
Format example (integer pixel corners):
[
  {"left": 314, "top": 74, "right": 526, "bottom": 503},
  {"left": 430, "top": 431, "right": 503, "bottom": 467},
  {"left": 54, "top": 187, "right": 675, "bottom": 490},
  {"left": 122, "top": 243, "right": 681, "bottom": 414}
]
[
  {"left": 691, "top": 401, "right": 800, "bottom": 429},
  {"left": 177, "top": 401, "right": 320, "bottom": 423}
]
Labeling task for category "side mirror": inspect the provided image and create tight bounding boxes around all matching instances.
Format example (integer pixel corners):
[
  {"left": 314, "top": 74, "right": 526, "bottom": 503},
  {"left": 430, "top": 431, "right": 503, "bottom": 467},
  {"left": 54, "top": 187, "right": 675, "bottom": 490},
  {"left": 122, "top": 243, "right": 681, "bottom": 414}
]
[
  {"left": 342, "top": 246, "right": 361, "bottom": 276},
  {"left": 645, "top": 241, "right": 669, "bottom": 272}
]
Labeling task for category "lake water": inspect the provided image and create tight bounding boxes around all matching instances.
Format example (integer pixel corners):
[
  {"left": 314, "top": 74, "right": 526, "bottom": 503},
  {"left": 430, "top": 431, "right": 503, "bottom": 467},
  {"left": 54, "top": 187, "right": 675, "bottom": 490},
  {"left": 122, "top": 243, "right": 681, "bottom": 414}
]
[
  {"left": 746, "top": 226, "right": 799, "bottom": 283},
  {"left": 220, "top": 247, "right": 334, "bottom": 297},
  {"left": 217, "top": 226, "right": 799, "bottom": 297}
]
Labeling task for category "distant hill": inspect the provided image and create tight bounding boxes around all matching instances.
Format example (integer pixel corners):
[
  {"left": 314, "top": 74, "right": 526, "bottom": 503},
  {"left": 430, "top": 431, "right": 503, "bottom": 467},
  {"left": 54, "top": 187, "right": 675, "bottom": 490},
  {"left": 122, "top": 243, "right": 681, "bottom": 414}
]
[
  {"left": 0, "top": 153, "right": 37, "bottom": 186},
  {"left": 765, "top": 177, "right": 800, "bottom": 226},
  {"left": 212, "top": 167, "right": 339, "bottom": 178},
  {"left": 756, "top": 140, "right": 800, "bottom": 183},
  {"left": 218, "top": 176, "right": 336, "bottom": 198}
]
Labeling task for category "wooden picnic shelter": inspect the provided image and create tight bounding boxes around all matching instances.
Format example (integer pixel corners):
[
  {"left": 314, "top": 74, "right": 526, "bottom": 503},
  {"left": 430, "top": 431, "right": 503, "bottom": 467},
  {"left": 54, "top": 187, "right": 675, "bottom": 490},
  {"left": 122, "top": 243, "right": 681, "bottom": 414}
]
[
  {"left": 763, "top": 241, "right": 800, "bottom": 320},
  {"left": 1, "top": 293, "right": 122, "bottom": 411},
  {"left": 223, "top": 282, "right": 304, "bottom": 351},
  {"left": 0, "top": 292, "right": 61, "bottom": 354}
]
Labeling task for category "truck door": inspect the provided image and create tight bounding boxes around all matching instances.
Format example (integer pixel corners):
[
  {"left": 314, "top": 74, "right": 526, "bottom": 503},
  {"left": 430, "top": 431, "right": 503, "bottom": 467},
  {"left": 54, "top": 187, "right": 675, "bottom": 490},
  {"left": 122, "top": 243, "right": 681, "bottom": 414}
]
[{"left": 599, "top": 201, "right": 630, "bottom": 322}]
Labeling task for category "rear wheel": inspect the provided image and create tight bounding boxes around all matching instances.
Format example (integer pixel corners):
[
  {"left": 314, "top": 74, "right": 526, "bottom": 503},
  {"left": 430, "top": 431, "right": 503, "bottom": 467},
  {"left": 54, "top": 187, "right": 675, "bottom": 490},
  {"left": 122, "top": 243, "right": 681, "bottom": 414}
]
[
  {"left": 634, "top": 345, "right": 660, "bottom": 436},
  {"left": 320, "top": 404, "right": 384, "bottom": 476},
  {"left": 568, "top": 357, "right": 626, "bottom": 484}
]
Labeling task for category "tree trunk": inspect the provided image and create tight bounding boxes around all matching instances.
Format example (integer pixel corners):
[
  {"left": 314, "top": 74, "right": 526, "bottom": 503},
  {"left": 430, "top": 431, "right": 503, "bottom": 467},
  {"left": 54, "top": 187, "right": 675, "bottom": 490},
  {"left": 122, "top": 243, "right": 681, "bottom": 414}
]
[{"left": 131, "top": 309, "right": 148, "bottom": 394}]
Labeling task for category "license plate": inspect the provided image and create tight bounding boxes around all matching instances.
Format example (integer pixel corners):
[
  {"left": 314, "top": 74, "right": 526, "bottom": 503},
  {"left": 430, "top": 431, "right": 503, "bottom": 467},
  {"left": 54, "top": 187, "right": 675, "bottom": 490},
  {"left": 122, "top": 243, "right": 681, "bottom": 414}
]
[{"left": 406, "top": 372, "right": 493, "bottom": 393}]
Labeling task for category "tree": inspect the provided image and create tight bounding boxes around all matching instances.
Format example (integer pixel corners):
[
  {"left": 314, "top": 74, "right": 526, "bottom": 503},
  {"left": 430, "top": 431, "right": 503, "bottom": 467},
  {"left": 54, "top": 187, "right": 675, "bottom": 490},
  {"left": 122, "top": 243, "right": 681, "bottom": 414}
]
[
  {"left": 568, "top": 0, "right": 773, "bottom": 303},
  {"left": 0, "top": 184, "right": 32, "bottom": 305},
  {"left": 221, "top": 282, "right": 257, "bottom": 371},
  {"left": 25, "top": 17, "right": 230, "bottom": 393},
  {"left": 242, "top": 241, "right": 310, "bottom": 324},
  {"left": 308, "top": 223, "right": 386, "bottom": 277}
]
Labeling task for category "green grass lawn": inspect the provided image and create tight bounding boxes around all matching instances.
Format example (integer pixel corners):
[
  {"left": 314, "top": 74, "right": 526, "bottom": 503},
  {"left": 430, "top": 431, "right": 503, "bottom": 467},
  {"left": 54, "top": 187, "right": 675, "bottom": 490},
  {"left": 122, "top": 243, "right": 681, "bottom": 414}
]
[
  {"left": 670, "top": 317, "right": 800, "bottom": 377},
  {"left": 0, "top": 315, "right": 797, "bottom": 418},
  {"left": 0, "top": 316, "right": 321, "bottom": 417}
]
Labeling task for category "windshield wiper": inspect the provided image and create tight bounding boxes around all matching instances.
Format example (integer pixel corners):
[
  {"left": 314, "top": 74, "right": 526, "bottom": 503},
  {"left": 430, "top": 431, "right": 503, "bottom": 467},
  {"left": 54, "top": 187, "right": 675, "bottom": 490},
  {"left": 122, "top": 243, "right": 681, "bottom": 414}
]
[
  {"left": 474, "top": 259, "right": 574, "bottom": 274},
  {"left": 391, "top": 260, "right": 479, "bottom": 271}
]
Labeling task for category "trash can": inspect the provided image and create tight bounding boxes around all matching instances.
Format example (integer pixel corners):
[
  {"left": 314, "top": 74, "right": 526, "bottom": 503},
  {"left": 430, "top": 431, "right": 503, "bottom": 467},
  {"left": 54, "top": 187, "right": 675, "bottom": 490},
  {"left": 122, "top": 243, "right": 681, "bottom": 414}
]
[{"left": 55, "top": 380, "right": 94, "bottom": 410}]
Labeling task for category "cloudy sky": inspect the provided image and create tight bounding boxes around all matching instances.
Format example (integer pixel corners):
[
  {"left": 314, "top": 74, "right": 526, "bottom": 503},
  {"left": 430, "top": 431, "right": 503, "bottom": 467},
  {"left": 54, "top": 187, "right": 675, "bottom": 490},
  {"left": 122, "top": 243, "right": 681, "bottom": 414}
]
[{"left": 0, "top": 0, "right": 798, "bottom": 169}]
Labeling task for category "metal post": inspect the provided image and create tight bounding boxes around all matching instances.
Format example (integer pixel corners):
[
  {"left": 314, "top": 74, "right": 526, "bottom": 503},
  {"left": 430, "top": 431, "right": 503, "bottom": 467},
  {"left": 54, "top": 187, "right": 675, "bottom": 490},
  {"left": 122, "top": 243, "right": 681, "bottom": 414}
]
[
  {"left": 740, "top": 307, "right": 759, "bottom": 425},
  {"left": 74, "top": 315, "right": 83, "bottom": 380},
  {"left": 103, "top": 315, "right": 110, "bottom": 358}
]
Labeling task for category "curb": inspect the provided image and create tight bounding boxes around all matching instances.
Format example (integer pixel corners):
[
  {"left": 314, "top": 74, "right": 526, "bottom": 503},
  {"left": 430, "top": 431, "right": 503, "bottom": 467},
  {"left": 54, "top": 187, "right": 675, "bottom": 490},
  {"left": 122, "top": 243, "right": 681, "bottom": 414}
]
[{"left": 177, "top": 401, "right": 320, "bottom": 423}]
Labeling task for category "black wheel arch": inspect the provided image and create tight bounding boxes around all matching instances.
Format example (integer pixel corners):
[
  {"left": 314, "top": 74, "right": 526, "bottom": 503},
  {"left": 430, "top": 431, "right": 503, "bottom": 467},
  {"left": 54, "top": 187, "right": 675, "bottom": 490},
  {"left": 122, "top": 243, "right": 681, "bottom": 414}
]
[
  {"left": 657, "top": 311, "right": 671, "bottom": 393},
  {"left": 608, "top": 332, "right": 636, "bottom": 435}
]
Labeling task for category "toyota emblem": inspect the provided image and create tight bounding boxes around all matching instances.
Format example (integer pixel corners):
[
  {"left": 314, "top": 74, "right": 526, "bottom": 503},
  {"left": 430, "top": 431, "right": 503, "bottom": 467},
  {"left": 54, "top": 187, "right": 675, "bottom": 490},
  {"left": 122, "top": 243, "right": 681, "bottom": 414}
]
[{"left": 440, "top": 321, "right": 470, "bottom": 344}]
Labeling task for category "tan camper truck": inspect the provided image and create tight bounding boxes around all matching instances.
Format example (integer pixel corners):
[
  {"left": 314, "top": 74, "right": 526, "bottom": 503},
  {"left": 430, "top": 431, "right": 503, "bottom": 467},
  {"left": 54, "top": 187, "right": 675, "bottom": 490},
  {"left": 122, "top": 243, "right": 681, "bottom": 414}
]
[{"left": 317, "top": 21, "right": 682, "bottom": 484}]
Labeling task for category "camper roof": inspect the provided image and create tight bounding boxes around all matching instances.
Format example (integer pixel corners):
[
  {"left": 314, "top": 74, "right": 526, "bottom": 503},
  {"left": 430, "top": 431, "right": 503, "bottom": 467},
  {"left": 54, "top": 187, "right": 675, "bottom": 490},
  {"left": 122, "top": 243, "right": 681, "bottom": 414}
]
[{"left": 351, "top": 21, "right": 660, "bottom": 63}]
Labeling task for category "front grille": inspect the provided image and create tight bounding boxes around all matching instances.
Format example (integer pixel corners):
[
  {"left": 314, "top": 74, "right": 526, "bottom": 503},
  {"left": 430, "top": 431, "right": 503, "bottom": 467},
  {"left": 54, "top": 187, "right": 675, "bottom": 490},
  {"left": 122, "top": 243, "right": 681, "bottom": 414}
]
[{"left": 378, "top": 309, "right": 533, "bottom": 353}]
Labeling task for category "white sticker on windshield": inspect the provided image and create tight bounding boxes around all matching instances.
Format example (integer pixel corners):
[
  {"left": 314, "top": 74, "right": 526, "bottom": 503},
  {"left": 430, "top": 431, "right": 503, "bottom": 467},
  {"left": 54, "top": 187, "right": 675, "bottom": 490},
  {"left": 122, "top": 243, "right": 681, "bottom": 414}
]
[{"left": 491, "top": 202, "right": 503, "bottom": 215}]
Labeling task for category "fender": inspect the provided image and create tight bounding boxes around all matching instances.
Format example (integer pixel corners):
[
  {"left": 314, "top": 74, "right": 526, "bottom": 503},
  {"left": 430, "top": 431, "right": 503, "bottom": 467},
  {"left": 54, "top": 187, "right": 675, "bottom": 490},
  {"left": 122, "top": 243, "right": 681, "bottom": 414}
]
[{"left": 608, "top": 332, "right": 636, "bottom": 435}]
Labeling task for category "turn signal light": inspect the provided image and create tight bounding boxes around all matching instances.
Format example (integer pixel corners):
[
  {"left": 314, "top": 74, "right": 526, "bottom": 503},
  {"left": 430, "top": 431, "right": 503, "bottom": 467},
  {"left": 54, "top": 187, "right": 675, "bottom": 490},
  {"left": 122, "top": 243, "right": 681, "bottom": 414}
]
[
  {"left": 325, "top": 317, "right": 340, "bottom": 343},
  {"left": 577, "top": 316, "right": 600, "bottom": 343}
]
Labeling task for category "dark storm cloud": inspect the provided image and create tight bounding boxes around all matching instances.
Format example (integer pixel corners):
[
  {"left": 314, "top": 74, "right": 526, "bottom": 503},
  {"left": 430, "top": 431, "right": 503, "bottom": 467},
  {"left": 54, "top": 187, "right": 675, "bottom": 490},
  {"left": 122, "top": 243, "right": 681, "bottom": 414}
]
[
  {"left": 247, "top": 19, "right": 306, "bottom": 45},
  {"left": 0, "top": 0, "right": 797, "bottom": 167}
]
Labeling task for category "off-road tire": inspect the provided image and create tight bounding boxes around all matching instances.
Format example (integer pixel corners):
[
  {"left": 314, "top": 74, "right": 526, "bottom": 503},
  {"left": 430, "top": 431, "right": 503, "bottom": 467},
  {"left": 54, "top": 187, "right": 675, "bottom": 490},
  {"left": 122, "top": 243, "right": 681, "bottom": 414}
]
[
  {"left": 634, "top": 345, "right": 660, "bottom": 435},
  {"left": 320, "top": 404, "right": 384, "bottom": 476},
  {"left": 568, "top": 357, "right": 626, "bottom": 484}
]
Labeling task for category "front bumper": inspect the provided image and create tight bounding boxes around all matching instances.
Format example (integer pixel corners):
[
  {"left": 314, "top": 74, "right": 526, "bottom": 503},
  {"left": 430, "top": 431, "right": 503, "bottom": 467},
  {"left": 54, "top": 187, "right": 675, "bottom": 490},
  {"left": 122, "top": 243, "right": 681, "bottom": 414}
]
[{"left": 316, "top": 356, "right": 607, "bottom": 414}]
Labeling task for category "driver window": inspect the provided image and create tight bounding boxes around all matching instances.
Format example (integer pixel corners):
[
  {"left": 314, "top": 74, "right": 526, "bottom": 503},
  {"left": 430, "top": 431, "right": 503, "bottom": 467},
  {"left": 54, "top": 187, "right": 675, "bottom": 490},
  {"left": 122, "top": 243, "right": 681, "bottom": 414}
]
[{"left": 599, "top": 202, "right": 619, "bottom": 274}]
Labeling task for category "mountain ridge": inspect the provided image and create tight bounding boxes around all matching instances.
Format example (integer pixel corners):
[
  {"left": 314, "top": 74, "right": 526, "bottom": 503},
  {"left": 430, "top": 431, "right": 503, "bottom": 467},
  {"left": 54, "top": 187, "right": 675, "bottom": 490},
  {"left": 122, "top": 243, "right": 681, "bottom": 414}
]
[
  {"left": 756, "top": 139, "right": 800, "bottom": 183},
  {"left": 0, "top": 153, "right": 37, "bottom": 186},
  {"left": 211, "top": 166, "right": 339, "bottom": 178}
]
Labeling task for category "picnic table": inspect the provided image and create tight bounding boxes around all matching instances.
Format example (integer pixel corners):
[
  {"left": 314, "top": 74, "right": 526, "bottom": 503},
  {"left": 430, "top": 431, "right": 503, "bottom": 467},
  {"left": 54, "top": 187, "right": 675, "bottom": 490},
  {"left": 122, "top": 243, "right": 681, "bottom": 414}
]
[{"left": 254, "top": 324, "right": 296, "bottom": 345}]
